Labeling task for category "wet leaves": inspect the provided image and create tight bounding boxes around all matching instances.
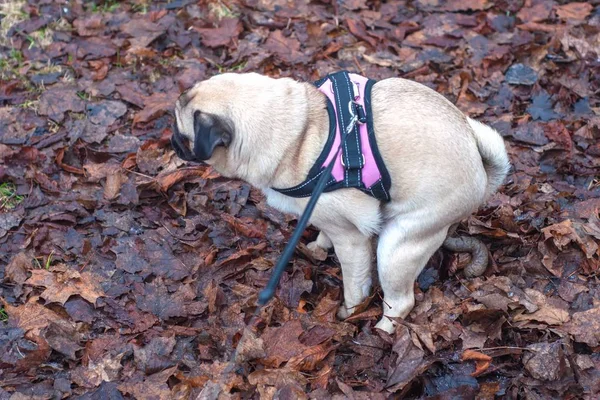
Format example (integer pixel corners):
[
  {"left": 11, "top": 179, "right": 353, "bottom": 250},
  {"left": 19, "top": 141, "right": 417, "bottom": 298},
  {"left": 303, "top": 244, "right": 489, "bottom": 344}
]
[{"left": 0, "top": 0, "right": 599, "bottom": 397}]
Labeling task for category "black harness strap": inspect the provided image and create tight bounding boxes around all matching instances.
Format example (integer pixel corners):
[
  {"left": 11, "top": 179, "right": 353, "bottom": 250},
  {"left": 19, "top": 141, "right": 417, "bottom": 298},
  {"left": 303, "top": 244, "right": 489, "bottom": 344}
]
[{"left": 273, "top": 71, "right": 391, "bottom": 202}]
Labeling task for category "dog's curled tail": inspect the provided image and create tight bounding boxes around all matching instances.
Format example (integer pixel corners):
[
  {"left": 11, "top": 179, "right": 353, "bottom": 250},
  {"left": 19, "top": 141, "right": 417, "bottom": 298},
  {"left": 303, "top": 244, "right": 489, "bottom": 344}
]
[{"left": 467, "top": 117, "right": 510, "bottom": 199}]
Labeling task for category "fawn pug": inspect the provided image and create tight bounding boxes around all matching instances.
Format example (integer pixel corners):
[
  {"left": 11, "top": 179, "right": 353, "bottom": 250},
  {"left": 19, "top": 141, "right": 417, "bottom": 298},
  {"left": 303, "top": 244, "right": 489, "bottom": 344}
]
[{"left": 171, "top": 72, "right": 510, "bottom": 333}]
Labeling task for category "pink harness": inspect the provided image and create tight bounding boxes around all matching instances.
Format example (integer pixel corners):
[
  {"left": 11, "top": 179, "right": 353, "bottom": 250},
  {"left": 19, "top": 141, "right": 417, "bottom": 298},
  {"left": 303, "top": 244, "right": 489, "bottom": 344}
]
[{"left": 273, "top": 71, "right": 391, "bottom": 202}]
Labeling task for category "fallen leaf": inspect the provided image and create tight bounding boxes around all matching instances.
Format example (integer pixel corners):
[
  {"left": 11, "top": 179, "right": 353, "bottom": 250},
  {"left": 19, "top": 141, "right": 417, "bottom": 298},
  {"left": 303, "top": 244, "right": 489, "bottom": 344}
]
[
  {"left": 260, "top": 320, "right": 309, "bottom": 368},
  {"left": 3, "top": 296, "right": 73, "bottom": 337},
  {"left": 193, "top": 18, "right": 242, "bottom": 48},
  {"left": 265, "top": 30, "right": 305, "bottom": 64},
  {"left": 25, "top": 268, "right": 104, "bottom": 306},
  {"left": 513, "top": 289, "right": 570, "bottom": 325},
  {"left": 235, "top": 328, "right": 266, "bottom": 363},
  {"left": 133, "top": 91, "right": 179, "bottom": 126},
  {"left": 555, "top": 3, "right": 593, "bottom": 21},
  {"left": 564, "top": 307, "right": 600, "bottom": 347},
  {"left": 5, "top": 252, "right": 31, "bottom": 285},
  {"left": 386, "top": 326, "right": 431, "bottom": 391},
  {"left": 38, "top": 85, "right": 85, "bottom": 123},
  {"left": 286, "top": 342, "right": 335, "bottom": 371},
  {"left": 523, "top": 342, "right": 568, "bottom": 381},
  {"left": 118, "top": 366, "right": 178, "bottom": 400}
]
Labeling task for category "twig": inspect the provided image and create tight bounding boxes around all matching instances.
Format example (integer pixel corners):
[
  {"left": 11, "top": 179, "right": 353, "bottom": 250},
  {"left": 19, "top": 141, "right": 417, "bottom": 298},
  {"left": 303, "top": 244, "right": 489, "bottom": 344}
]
[
  {"left": 121, "top": 167, "right": 154, "bottom": 180},
  {"left": 478, "top": 346, "right": 536, "bottom": 352}
]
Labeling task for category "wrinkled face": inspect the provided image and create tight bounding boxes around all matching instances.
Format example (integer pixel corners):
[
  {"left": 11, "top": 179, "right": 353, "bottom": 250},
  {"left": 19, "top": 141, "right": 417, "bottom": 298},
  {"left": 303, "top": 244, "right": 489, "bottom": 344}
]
[
  {"left": 170, "top": 72, "right": 303, "bottom": 186},
  {"left": 171, "top": 79, "right": 235, "bottom": 165}
]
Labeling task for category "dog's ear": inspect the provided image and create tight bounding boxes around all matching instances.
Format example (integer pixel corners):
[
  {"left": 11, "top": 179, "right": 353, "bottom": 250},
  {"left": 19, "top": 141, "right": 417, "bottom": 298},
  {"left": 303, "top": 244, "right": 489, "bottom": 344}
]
[{"left": 193, "top": 110, "right": 233, "bottom": 160}]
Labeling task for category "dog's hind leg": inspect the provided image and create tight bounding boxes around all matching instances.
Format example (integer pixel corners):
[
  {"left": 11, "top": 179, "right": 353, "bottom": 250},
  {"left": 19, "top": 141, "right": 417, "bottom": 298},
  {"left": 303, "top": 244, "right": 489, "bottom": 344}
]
[{"left": 375, "top": 215, "right": 450, "bottom": 334}]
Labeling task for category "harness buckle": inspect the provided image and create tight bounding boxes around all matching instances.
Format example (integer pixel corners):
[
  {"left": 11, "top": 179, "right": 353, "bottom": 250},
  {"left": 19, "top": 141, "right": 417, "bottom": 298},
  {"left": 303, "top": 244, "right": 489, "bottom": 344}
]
[{"left": 341, "top": 153, "right": 365, "bottom": 168}]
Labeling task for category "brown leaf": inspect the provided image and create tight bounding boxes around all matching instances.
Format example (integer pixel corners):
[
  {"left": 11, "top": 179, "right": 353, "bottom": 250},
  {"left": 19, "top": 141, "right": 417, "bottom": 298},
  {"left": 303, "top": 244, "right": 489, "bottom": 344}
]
[
  {"left": 513, "top": 289, "right": 570, "bottom": 326},
  {"left": 460, "top": 327, "right": 488, "bottom": 349},
  {"left": 43, "top": 321, "right": 82, "bottom": 360},
  {"left": 265, "top": 30, "right": 304, "bottom": 64},
  {"left": 542, "top": 220, "right": 598, "bottom": 260},
  {"left": 3, "top": 296, "right": 73, "bottom": 337},
  {"left": 38, "top": 85, "right": 85, "bottom": 123},
  {"left": 121, "top": 18, "right": 166, "bottom": 49},
  {"left": 462, "top": 349, "right": 492, "bottom": 362},
  {"left": 87, "top": 100, "right": 127, "bottom": 126},
  {"left": 247, "top": 368, "right": 308, "bottom": 387},
  {"left": 133, "top": 91, "right": 179, "bottom": 126},
  {"left": 153, "top": 166, "right": 211, "bottom": 192},
  {"left": 564, "top": 306, "right": 600, "bottom": 347},
  {"left": 312, "top": 291, "right": 340, "bottom": 323},
  {"left": 220, "top": 212, "right": 267, "bottom": 239},
  {"left": 193, "top": 18, "right": 242, "bottom": 48},
  {"left": 462, "top": 349, "right": 493, "bottom": 377},
  {"left": 25, "top": 268, "right": 104, "bottom": 305},
  {"left": 440, "top": 0, "right": 490, "bottom": 11},
  {"left": 555, "top": 3, "right": 593, "bottom": 21},
  {"left": 235, "top": 328, "right": 266, "bottom": 364},
  {"left": 345, "top": 18, "right": 377, "bottom": 47},
  {"left": 104, "top": 172, "right": 127, "bottom": 201},
  {"left": 406, "top": 323, "right": 436, "bottom": 354},
  {"left": 5, "top": 252, "right": 31, "bottom": 285},
  {"left": 73, "top": 15, "right": 104, "bottom": 36},
  {"left": 260, "top": 320, "right": 309, "bottom": 368},
  {"left": 213, "top": 242, "right": 267, "bottom": 268},
  {"left": 517, "top": 2, "right": 553, "bottom": 23},
  {"left": 386, "top": 326, "right": 430, "bottom": 391},
  {"left": 286, "top": 342, "right": 335, "bottom": 371},
  {"left": 118, "top": 366, "right": 178, "bottom": 400},
  {"left": 472, "top": 360, "right": 491, "bottom": 377},
  {"left": 523, "top": 342, "right": 568, "bottom": 381},
  {"left": 56, "top": 148, "right": 85, "bottom": 175}
]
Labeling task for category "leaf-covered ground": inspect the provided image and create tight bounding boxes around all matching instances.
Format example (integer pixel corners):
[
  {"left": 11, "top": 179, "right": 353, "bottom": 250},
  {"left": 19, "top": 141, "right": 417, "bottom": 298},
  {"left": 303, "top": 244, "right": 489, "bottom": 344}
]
[{"left": 1, "top": 0, "right": 599, "bottom": 398}]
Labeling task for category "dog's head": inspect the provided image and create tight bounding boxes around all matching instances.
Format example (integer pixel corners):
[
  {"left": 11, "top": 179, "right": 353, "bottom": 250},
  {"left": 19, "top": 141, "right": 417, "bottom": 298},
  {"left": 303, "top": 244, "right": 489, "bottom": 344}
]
[
  {"left": 171, "top": 74, "right": 237, "bottom": 165},
  {"left": 171, "top": 72, "right": 309, "bottom": 184}
]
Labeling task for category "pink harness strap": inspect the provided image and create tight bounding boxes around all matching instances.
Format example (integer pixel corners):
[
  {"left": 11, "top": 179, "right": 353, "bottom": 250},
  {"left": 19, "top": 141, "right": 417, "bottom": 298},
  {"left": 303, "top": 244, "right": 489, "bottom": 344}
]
[{"left": 317, "top": 74, "right": 381, "bottom": 189}]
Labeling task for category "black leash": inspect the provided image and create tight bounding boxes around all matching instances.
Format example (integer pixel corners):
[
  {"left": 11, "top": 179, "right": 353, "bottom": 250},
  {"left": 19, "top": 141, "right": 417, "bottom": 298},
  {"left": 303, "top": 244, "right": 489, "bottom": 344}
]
[{"left": 257, "top": 112, "right": 360, "bottom": 306}]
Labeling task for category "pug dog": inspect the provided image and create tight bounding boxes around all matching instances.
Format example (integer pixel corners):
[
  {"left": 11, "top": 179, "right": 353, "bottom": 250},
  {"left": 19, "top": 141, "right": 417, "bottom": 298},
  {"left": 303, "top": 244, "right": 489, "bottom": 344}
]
[{"left": 171, "top": 72, "right": 510, "bottom": 334}]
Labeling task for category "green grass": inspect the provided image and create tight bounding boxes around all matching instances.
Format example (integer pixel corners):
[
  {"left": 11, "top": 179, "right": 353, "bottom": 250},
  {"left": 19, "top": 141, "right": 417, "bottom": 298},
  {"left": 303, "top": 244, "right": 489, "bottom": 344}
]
[
  {"left": 76, "top": 91, "right": 91, "bottom": 101},
  {"left": 0, "top": 182, "right": 24, "bottom": 210},
  {"left": 0, "top": 49, "right": 25, "bottom": 80},
  {"left": 87, "top": 0, "right": 120, "bottom": 13},
  {"left": 209, "top": 0, "right": 239, "bottom": 19},
  {"left": 33, "top": 250, "right": 54, "bottom": 270},
  {"left": 0, "top": 308, "right": 8, "bottom": 323},
  {"left": 217, "top": 60, "right": 247, "bottom": 74}
]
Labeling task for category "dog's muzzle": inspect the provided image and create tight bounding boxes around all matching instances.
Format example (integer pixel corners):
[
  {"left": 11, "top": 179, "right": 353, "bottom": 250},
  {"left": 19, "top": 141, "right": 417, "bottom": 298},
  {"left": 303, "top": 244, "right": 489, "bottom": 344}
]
[{"left": 171, "top": 125, "right": 196, "bottom": 162}]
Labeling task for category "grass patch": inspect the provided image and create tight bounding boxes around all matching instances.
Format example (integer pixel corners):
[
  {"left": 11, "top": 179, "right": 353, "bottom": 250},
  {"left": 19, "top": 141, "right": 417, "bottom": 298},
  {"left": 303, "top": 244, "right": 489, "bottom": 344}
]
[
  {"left": 34, "top": 250, "right": 54, "bottom": 270},
  {"left": 0, "top": 307, "right": 8, "bottom": 323},
  {"left": 0, "top": 182, "right": 24, "bottom": 210},
  {"left": 19, "top": 99, "right": 39, "bottom": 112},
  {"left": 209, "top": 0, "right": 239, "bottom": 20},
  {"left": 87, "top": 0, "right": 120, "bottom": 13},
  {"left": 0, "top": 49, "right": 25, "bottom": 80},
  {"left": 217, "top": 60, "right": 247, "bottom": 74},
  {"left": 0, "top": 0, "right": 28, "bottom": 47}
]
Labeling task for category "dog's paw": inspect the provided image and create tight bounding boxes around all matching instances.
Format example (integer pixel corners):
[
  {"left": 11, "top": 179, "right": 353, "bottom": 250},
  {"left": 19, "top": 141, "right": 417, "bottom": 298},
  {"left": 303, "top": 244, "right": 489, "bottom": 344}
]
[
  {"left": 337, "top": 304, "right": 354, "bottom": 320},
  {"left": 306, "top": 240, "right": 328, "bottom": 261},
  {"left": 374, "top": 317, "right": 396, "bottom": 334}
]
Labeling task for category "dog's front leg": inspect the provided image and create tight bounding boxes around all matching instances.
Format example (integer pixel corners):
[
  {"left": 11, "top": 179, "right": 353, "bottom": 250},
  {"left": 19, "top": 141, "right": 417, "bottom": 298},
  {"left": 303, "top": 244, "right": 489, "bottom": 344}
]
[{"left": 325, "top": 229, "right": 373, "bottom": 319}]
